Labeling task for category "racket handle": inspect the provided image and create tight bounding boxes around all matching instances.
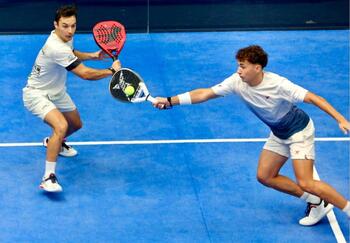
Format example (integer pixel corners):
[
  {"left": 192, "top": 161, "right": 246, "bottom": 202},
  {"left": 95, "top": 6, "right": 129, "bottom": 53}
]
[{"left": 146, "top": 95, "right": 156, "bottom": 104}]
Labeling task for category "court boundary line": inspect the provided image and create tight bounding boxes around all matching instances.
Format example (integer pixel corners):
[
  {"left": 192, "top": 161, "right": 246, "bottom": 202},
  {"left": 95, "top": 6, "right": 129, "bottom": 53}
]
[
  {"left": 313, "top": 166, "right": 347, "bottom": 243},
  {"left": 0, "top": 137, "right": 349, "bottom": 147}
]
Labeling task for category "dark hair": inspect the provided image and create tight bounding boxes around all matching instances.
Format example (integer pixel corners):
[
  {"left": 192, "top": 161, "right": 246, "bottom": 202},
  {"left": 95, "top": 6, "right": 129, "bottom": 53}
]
[
  {"left": 235, "top": 45, "right": 268, "bottom": 68},
  {"left": 54, "top": 5, "right": 77, "bottom": 23}
]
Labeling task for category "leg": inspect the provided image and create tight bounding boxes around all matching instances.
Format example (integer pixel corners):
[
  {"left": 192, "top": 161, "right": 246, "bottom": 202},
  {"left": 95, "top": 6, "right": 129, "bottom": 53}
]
[
  {"left": 44, "top": 109, "right": 69, "bottom": 162},
  {"left": 44, "top": 109, "right": 81, "bottom": 157},
  {"left": 293, "top": 159, "right": 348, "bottom": 209},
  {"left": 62, "top": 109, "right": 82, "bottom": 138},
  {"left": 37, "top": 109, "right": 67, "bottom": 192},
  {"left": 257, "top": 149, "right": 304, "bottom": 197},
  {"left": 23, "top": 88, "right": 65, "bottom": 192}
]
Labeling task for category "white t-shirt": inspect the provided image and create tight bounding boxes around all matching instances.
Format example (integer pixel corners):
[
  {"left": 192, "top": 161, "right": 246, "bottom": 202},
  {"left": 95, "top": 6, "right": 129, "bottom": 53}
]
[
  {"left": 212, "top": 72, "right": 310, "bottom": 139},
  {"left": 27, "top": 30, "right": 79, "bottom": 96}
]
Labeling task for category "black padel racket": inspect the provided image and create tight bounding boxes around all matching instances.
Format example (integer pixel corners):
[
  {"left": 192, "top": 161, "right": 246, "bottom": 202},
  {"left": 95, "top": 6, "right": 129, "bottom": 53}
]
[{"left": 109, "top": 68, "right": 156, "bottom": 104}]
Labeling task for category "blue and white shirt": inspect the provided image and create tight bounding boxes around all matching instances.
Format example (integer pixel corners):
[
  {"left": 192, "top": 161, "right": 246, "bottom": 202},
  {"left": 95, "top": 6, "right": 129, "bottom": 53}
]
[{"left": 211, "top": 72, "right": 310, "bottom": 139}]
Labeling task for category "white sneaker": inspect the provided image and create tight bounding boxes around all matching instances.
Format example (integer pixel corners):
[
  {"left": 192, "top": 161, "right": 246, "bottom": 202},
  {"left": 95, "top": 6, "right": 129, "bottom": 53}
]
[
  {"left": 299, "top": 199, "right": 334, "bottom": 226},
  {"left": 39, "top": 173, "right": 63, "bottom": 192},
  {"left": 43, "top": 137, "right": 78, "bottom": 157}
]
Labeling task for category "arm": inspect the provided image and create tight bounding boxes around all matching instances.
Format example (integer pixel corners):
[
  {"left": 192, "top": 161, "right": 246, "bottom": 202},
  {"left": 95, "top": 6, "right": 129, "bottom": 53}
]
[
  {"left": 73, "top": 50, "right": 108, "bottom": 61},
  {"left": 304, "top": 91, "right": 350, "bottom": 134},
  {"left": 153, "top": 88, "right": 219, "bottom": 109},
  {"left": 70, "top": 60, "right": 121, "bottom": 80}
]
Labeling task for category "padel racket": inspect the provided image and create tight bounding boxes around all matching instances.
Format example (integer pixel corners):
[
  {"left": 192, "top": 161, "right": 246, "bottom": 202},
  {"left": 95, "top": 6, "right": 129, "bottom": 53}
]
[
  {"left": 93, "top": 20, "right": 126, "bottom": 60},
  {"left": 109, "top": 68, "right": 156, "bottom": 104}
]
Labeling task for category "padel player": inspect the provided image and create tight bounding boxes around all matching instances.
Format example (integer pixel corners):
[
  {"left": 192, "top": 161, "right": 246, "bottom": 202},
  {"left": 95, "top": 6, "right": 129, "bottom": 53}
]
[
  {"left": 23, "top": 5, "right": 121, "bottom": 192},
  {"left": 153, "top": 45, "right": 350, "bottom": 226}
]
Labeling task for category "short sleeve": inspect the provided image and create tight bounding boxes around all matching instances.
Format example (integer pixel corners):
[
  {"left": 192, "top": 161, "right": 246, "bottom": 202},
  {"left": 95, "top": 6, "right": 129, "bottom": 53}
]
[
  {"left": 279, "top": 78, "right": 308, "bottom": 103},
  {"left": 53, "top": 46, "right": 78, "bottom": 68},
  {"left": 211, "top": 73, "right": 239, "bottom": 96}
]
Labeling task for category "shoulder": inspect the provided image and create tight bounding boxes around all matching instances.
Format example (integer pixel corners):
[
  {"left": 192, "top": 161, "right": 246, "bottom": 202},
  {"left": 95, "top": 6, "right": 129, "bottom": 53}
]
[
  {"left": 264, "top": 71, "right": 285, "bottom": 81},
  {"left": 46, "top": 32, "right": 72, "bottom": 52},
  {"left": 263, "top": 71, "right": 291, "bottom": 88},
  {"left": 219, "top": 73, "right": 242, "bottom": 88},
  {"left": 47, "top": 43, "right": 73, "bottom": 61},
  {"left": 225, "top": 72, "right": 241, "bottom": 82}
]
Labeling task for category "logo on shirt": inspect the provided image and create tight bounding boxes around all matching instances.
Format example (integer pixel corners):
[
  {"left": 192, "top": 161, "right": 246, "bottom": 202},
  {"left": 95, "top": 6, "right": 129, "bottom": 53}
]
[
  {"left": 28, "top": 64, "right": 41, "bottom": 78},
  {"left": 41, "top": 45, "right": 48, "bottom": 55}
]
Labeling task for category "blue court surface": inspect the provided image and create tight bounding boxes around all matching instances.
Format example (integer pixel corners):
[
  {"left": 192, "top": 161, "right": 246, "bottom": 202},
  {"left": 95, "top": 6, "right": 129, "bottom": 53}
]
[{"left": 0, "top": 30, "right": 349, "bottom": 242}]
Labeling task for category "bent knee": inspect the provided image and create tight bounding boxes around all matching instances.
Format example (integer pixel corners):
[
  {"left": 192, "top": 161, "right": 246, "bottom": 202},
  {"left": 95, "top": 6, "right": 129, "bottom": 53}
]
[
  {"left": 74, "top": 120, "right": 83, "bottom": 130},
  {"left": 256, "top": 173, "right": 272, "bottom": 187},
  {"left": 54, "top": 122, "right": 69, "bottom": 137},
  {"left": 68, "top": 119, "right": 83, "bottom": 132},
  {"left": 297, "top": 179, "right": 316, "bottom": 192}
]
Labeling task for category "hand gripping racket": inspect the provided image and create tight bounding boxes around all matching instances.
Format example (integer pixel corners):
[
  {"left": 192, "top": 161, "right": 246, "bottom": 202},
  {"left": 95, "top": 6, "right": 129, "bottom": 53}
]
[
  {"left": 93, "top": 21, "right": 126, "bottom": 60},
  {"left": 109, "top": 68, "right": 156, "bottom": 104}
]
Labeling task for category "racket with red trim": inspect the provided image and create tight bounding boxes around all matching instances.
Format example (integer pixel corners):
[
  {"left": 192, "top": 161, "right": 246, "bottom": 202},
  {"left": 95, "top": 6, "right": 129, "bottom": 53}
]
[{"left": 93, "top": 21, "right": 126, "bottom": 60}]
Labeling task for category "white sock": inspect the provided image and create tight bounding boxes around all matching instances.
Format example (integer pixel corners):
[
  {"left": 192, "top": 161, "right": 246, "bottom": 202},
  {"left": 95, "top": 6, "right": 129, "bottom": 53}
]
[
  {"left": 342, "top": 201, "right": 350, "bottom": 218},
  {"left": 300, "top": 192, "right": 321, "bottom": 204},
  {"left": 44, "top": 161, "right": 56, "bottom": 178}
]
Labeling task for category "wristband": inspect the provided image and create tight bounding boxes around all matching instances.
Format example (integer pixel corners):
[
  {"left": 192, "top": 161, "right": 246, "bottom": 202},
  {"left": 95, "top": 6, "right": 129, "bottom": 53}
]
[
  {"left": 108, "top": 67, "right": 116, "bottom": 74},
  {"left": 178, "top": 92, "right": 192, "bottom": 105},
  {"left": 167, "top": 97, "right": 173, "bottom": 107}
]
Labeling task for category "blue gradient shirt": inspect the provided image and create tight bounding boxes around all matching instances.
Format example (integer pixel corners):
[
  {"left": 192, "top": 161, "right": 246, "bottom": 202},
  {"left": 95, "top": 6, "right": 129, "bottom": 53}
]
[{"left": 212, "top": 72, "right": 310, "bottom": 139}]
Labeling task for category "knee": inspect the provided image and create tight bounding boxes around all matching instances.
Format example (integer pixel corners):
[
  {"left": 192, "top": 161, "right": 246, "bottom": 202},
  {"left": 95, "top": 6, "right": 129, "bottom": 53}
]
[
  {"left": 297, "top": 179, "right": 315, "bottom": 193},
  {"left": 54, "top": 121, "right": 69, "bottom": 138},
  {"left": 74, "top": 120, "right": 83, "bottom": 131},
  {"left": 256, "top": 172, "right": 272, "bottom": 187},
  {"left": 69, "top": 119, "right": 82, "bottom": 133}
]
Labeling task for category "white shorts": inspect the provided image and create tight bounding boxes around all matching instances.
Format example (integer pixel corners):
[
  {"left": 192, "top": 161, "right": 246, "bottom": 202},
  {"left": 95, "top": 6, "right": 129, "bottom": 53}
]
[
  {"left": 263, "top": 119, "right": 315, "bottom": 160},
  {"left": 23, "top": 86, "right": 76, "bottom": 120}
]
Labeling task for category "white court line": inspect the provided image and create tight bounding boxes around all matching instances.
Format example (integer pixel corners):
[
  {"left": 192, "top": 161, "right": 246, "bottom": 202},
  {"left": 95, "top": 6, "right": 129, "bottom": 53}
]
[
  {"left": 0, "top": 136, "right": 348, "bottom": 241},
  {"left": 0, "top": 137, "right": 349, "bottom": 147},
  {"left": 313, "top": 166, "right": 347, "bottom": 243}
]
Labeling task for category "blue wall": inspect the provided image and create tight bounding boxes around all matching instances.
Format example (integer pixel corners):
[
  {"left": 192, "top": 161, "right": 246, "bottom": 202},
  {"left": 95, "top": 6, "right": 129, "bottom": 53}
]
[{"left": 0, "top": 0, "right": 348, "bottom": 33}]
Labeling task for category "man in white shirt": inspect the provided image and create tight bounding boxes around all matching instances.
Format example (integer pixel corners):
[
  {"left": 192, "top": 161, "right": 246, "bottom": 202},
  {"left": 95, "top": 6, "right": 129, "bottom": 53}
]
[
  {"left": 23, "top": 5, "right": 121, "bottom": 192},
  {"left": 153, "top": 45, "right": 350, "bottom": 226}
]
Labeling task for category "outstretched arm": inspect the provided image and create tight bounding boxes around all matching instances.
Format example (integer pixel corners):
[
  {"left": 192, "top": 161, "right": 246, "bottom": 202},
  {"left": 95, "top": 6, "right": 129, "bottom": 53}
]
[
  {"left": 304, "top": 91, "right": 350, "bottom": 134},
  {"left": 153, "top": 88, "right": 219, "bottom": 109}
]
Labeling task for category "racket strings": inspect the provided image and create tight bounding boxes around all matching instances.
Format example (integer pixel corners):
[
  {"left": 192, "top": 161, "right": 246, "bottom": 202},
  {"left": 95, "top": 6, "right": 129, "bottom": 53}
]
[
  {"left": 111, "top": 25, "right": 124, "bottom": 42},
  {"left": 95, "top": 25, "right": 123, "bottom": 45}
]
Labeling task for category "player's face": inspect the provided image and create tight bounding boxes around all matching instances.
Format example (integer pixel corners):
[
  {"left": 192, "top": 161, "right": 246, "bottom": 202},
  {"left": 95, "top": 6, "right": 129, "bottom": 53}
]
[
  {"left": 54, "top": 16, "right": 77, "bottom": 42},
  {"left": 236, "top": 60, "right": 262, "bottom": 86}
]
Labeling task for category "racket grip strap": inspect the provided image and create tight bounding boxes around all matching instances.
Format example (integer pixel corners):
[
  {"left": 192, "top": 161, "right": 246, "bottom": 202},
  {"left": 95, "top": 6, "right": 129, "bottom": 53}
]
[{"left": 146, "top": 95, "right": 156, "bottom": 103}]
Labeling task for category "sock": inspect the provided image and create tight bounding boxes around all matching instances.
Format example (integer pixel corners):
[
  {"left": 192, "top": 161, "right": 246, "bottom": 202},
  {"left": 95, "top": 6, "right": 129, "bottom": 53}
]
[
  {"left": 44, "top": 161, "right": 56, "bottom": 178},
  {"left": 300, "top": 192, "right": 321, "bottom": 204},
  {"left": 342, "top": 201, "right": 350, "bottom": 218}
]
